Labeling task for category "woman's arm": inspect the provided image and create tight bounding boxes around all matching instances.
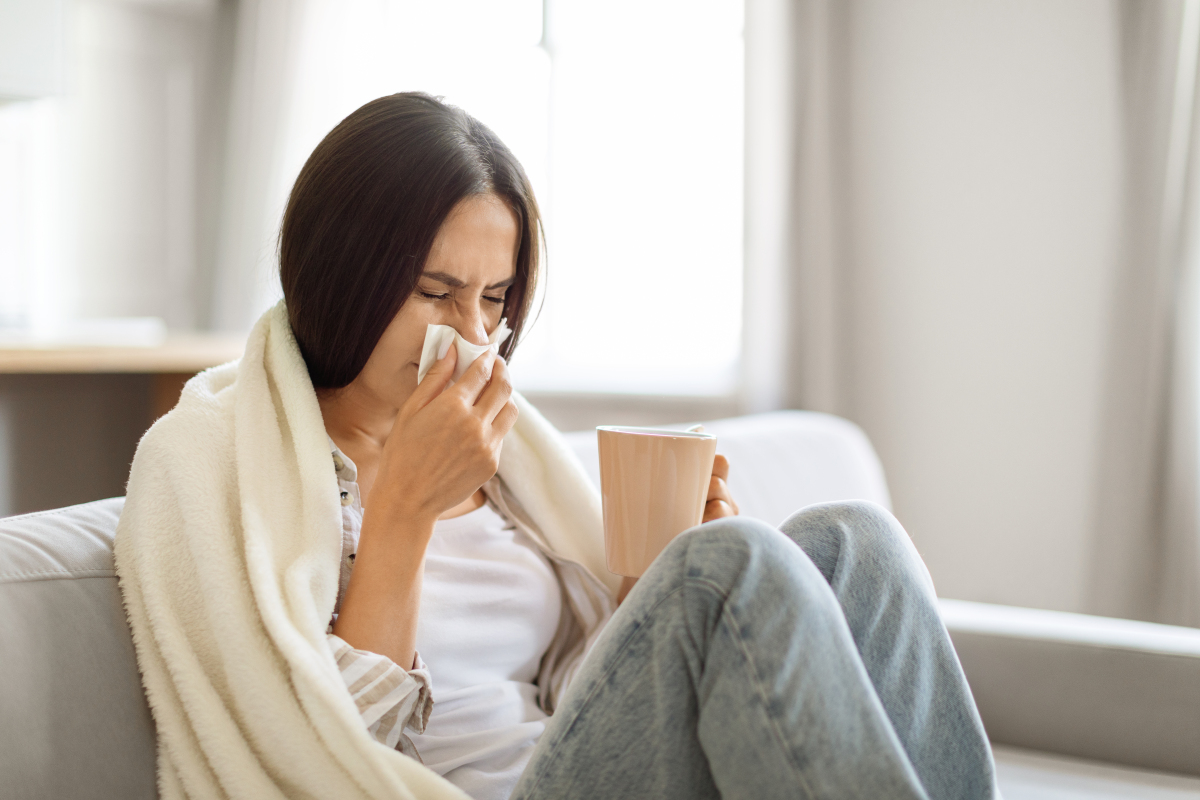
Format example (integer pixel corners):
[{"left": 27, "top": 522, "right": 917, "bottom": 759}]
[
  {"left": 331, "top": 508, "right": 436, "bottom": 669},
  {"left": 332, "top": 348, "right": 518, "bottom": 667},
  {"left": 326, "top": 633, "right": 432, "bottom": 755}
]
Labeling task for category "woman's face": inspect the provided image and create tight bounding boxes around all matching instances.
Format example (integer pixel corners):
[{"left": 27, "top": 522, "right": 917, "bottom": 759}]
[{"left": 355, "top": 193, "right": 519, "bottom": 412}]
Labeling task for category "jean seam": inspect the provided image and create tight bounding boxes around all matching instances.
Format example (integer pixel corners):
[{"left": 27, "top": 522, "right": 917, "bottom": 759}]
[
  {"left": 688, "top": 575, "right": 819, "bottom": 800},
  {"left": 517, "top": 583, "right": 689, "bottom": 798}
]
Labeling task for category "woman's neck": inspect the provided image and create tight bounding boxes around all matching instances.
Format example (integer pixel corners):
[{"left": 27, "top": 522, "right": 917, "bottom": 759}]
[{"left": 318, "top": 384, "right": 397, "bottom": 502}]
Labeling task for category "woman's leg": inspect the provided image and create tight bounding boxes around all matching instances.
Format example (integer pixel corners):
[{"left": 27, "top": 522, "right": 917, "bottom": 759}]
[
  {"left": 777, "top": 501, "right": 998, "bottom": 800},
  {"left": 512, "top": 509, "right": 990, "bottom": 800}
]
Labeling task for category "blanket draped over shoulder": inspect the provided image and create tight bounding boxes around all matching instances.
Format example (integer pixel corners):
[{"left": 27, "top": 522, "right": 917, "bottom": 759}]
[{"left": 114, "top": 302, "right": 618, "bottom": 799}]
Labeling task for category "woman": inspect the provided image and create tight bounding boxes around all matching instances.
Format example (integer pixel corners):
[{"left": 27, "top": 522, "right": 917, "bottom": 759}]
[{"left": 116, "top": 93, "right": 999, "bottom": 800}]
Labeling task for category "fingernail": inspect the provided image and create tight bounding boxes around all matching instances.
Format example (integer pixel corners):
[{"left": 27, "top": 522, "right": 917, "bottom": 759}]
[{"left": 437, "top": 339, "right": 453, "bottom": 360}]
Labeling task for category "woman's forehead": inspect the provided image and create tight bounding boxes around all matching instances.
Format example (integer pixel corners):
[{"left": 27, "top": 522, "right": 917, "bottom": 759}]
[{"left": 423, "top": 195, "right": 519, "bottom": 285}]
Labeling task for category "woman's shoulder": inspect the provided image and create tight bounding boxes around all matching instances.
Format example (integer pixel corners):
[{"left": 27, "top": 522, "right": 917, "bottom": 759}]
[
  {"left": 131, "top": 361, "right": 242, "bottom": 477},
  {"left": 180, "top": 360, "right": 241, "bottom": 408},
  {"left": 117, "top": 361, "right": 244, "bottom": 554}
]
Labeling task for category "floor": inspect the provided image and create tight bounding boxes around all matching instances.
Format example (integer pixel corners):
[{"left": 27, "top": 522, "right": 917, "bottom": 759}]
[{"left": 995, "top": 747, "right": 1200, "bottom": 799}]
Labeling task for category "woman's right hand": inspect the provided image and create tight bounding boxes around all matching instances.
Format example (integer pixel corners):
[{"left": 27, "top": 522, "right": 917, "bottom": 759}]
[
  {"left": 335, "top": 344, "right": 518, "bottom": 667},
  {"left": 368, "top": 344, "right": 519, "bottom": 527}
]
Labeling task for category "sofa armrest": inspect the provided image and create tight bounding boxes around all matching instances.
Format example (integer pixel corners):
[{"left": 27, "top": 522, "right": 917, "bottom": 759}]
[{"left": 940, "top": 599, "right": 1200, "bottom": 777}]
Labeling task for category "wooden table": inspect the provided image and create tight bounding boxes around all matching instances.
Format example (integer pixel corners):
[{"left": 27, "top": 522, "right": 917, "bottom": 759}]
[{"left": 0, "top": 335, "right": 246, "bottom": 418}]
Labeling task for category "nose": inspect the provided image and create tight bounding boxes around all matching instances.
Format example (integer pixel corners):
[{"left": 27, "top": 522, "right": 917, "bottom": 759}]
[{"left": 448, "top": 305, "right": 488, "bottom": 347}]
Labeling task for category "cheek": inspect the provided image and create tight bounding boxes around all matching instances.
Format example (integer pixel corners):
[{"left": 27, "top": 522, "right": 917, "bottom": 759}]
[{"left": 372, "top": 307, "right": 432, "bottom": 369}]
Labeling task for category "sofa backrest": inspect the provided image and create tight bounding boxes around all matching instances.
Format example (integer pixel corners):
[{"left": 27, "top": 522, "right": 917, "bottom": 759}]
[
  {"left": 560, "top": 410, "right": 893, "bottom": 523},
  {"left": 0, "top": 497, "right": 156, "bottom": 800}
]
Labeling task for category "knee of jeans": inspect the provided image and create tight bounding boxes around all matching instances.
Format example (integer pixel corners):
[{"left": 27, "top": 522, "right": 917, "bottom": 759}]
[
  {"left": 783, "top": 500, "right": 932, "bottom": 590},
  {"left": 664, "top": 516, "right": 802, "bottom": 594},
  {"left": 783, "top": 499, "right": 897, "bottom": 549}
]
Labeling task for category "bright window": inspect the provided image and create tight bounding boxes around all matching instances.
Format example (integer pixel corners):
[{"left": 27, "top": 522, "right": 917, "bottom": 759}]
[{"left": 282, "top": 0, "right": 745, "bottom": 395}]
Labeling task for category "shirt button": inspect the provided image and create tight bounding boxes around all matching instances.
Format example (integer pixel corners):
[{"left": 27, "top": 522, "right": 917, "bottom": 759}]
[
  {"left": 333, "top": 454, "right": 345, "bottom": 472},
  {"left": 340, "top": 491, "right": 352, "bottom": 506}
]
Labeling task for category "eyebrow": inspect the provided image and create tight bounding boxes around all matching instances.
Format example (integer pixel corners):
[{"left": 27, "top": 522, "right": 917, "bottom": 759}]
[{"left": 421, "top": 271, "right": 514, "bottom": 291}]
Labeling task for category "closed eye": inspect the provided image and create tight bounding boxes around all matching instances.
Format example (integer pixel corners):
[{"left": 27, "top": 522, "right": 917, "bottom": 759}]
[{"left": 418, "top": 290, "right": 505, "bottom": 304}]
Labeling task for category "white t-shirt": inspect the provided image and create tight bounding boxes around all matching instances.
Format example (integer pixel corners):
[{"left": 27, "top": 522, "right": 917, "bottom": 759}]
[{"left": 408, "top": 501, "right": 564, "bottom": 800}]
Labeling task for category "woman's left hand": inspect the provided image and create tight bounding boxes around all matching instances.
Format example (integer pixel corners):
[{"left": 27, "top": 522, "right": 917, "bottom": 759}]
[{"left": 702, "top": 454, "right": 739, "bottom": 523}]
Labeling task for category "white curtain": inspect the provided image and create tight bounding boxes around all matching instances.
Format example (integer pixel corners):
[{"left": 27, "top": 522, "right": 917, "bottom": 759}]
[
  {"left": 208, "top": 0, "right": 308, "bottom": 333},
  {"left": 755, "top": 0, "right": 1200, "bottom": 625},
  {"left": 1087, "top": 0, "right": 1200, "bottom": 627},
  {"left": 741, "top": 0, "right": 845, "bottom": 415}
]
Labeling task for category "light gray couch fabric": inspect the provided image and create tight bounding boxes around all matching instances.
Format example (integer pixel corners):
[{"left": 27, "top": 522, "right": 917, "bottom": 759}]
[
  {"left": 0, "top": 497, "right": 156, "bottom": 800},
  {"left": 942, "top": 599, "right": 1200, "bottom": 778}
]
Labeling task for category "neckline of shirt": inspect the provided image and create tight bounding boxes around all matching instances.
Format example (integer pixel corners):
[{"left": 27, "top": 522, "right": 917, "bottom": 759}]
[{"left": 434, "top": 501, "right": 503, "bottom": 534}]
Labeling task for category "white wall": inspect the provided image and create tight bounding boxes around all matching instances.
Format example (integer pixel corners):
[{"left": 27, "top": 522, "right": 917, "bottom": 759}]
[
  {"left": 0, "top": 0, "right": 65, "bottom": 99},
  {"left": 0, "top": 0, "right": 229, "bottom": 333},
  {"left": 839, "top": 0, "right": 1123, "bottom": 612},
  {"left": 70, "top": 0, "right": 228, "bottom": 329}
]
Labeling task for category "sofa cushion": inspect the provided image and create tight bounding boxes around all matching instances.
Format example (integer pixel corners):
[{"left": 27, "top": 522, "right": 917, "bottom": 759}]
[{"left": 0, "top": 497, "right": 156, "bottom": 800}]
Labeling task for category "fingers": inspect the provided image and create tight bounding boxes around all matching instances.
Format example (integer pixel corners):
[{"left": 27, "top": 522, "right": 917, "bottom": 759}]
[
  {"left": 706, "top": 454, "right": 737, "bottom": 515},
  {"left": 703, "top": 498, "right": 736, "bottom": 523},
  {"left": 712, "top": 454, "right": 730, "bottom": 481},
  {"left": 410, "top": 342, "right": 458, "bottom": 409},
  {"left": 707, "top": 474, "right": 736, "bottom": 506},
  {"left": 492, "top": 397, "right": 519, "bottom": 435},
  {"left": 449, "top": 349, "right": 497, "bottom": 401},
  {"left": 707, "top": 471, "right": 739, "bottom": 516},
  {"left": 474, "top": 355, "right": 515, "bottom": 423}
]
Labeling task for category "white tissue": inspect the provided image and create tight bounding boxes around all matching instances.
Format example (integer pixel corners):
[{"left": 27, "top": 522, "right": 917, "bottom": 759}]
[{"left": 416, "top": 317, "right": 512, "bottom": 385}]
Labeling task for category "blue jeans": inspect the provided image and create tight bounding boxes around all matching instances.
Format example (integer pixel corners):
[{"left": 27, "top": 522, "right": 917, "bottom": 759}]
[{"left": 511, "top": 501, "right": 999, "bottom": 800}]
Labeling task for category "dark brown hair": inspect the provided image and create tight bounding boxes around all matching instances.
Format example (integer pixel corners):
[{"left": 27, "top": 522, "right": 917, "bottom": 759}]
[{"left": 280, "top": 92, "right": 541, "bottom": 389}]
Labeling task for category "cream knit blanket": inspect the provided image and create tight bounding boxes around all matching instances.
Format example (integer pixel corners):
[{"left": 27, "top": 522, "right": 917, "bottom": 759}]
[{"left": 115, "top": 302, "right": 618, "bottom": 799}]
